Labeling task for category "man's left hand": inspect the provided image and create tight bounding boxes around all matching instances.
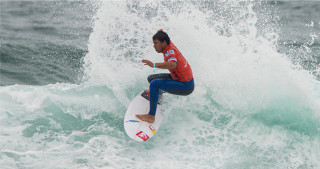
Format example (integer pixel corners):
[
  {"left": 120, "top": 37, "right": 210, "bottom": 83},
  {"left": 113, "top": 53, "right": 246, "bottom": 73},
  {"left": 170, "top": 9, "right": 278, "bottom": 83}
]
[{"left": 142, "top": 60, "right": 153, "bottom": 67}]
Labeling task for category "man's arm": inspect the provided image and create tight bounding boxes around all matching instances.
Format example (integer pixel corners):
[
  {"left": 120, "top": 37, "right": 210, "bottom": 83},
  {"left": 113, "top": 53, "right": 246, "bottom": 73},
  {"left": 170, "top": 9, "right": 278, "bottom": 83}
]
[
  {"left": 155, "top": 62, "right": 177, "bottom": 69},
  {"left": 142, "top": 59, "right": 177, "bottom": 69}
]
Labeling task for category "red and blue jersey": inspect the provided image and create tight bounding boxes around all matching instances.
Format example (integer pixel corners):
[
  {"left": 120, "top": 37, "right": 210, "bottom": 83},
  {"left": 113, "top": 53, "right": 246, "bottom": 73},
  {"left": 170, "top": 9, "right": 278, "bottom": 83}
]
[{"left": 162, "top": 42, "right": 193, "bottom": 82}]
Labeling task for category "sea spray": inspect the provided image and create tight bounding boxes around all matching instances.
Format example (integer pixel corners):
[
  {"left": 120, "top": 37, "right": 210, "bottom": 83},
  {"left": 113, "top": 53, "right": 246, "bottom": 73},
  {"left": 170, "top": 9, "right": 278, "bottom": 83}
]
[
  {"left": 82, "top": 1, "right": 320, "bottom": 168},
  {"left": 1, "top": 1, "right": 320, "bottom": 168}
]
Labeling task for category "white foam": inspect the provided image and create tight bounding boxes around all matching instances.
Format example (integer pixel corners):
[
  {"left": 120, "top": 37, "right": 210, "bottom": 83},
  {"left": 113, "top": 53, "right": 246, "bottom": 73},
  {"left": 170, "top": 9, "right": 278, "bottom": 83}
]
[
  {"left": 1, "top": 1, "right": 320, "bottom": 168},
  {"left": 79, "top": 1, "right": 320, "bottom": 167}
]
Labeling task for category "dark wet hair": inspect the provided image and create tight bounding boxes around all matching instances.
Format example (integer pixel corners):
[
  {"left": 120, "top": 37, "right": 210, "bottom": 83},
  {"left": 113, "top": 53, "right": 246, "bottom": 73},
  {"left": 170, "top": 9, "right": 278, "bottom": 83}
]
[{"left": 153, "top": 31, "right": 170, "bottom": 45}]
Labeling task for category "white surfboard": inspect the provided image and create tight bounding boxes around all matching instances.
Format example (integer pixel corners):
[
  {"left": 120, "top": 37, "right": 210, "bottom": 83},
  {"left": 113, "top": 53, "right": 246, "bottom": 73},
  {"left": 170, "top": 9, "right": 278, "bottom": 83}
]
[{"left": 124, "top": 91, "right": 165, "bottom": 142}]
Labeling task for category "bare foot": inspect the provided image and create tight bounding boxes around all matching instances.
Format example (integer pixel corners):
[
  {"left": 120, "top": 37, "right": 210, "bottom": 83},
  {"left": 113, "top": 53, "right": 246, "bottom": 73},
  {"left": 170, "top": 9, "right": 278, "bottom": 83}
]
[{"left": 136, "top": 114, "right": 155, "bottom": 123}]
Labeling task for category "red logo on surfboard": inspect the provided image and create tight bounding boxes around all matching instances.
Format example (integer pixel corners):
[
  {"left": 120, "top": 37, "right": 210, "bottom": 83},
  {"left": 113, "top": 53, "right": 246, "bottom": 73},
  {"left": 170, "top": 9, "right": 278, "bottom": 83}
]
[{"left": 136, "top": 131, "right": 149, "bottom": 141}]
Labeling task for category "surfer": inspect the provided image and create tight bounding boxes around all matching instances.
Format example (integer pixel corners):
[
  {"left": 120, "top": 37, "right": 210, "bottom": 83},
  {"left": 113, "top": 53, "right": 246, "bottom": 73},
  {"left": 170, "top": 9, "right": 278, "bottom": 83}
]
[{"left": 136, "top": 29, "right": 194, "bottom": 123}]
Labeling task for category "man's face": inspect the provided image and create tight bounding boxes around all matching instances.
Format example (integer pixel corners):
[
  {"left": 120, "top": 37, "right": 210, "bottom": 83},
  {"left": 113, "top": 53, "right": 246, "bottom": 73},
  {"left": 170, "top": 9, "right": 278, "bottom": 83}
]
[{"left": 153, "top": 39, "right": 167, "bottom": 53}]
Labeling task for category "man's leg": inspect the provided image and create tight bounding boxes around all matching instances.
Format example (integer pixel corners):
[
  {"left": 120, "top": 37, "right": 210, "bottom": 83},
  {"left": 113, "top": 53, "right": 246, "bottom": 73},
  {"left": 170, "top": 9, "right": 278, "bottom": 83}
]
[
  {"left": 136, "top": 78, "right": 194, "bottom": 123},
  {"left": 149, "top": 78, "right": 194, "bottom": 116},
  {"left": 145, "top": 73, "right": 172, "bottom": 94},
  {"left": 136, "top": 78, "right": 173, "bottom": 123}
]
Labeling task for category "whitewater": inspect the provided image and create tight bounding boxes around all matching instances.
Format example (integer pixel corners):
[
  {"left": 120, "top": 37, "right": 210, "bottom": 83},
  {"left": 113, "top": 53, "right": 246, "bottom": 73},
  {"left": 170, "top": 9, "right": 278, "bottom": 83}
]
[{"left": 1, "top": 1, "right": 320, "bottom": 169}]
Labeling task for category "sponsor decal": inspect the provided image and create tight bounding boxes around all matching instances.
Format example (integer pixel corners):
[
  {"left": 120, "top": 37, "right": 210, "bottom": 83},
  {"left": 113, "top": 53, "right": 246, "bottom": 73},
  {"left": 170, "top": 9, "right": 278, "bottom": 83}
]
[
  {"left": 165, "top": 51, "right": 169, "bottom": 57},
  {"left": 169, "top": 50, "right": 175, "bottom": 54},
  {"left": 168, "top": 58, "right": 177, "bottom": 62},
  {"left": 126, "top": 120, "right": 140, "bottom": 123},
  {"left": 149, "top": 125, "right": 156, "bottom": 135},
  {"left": 136, "top": 131, "right": 150, "bottom": 141}
]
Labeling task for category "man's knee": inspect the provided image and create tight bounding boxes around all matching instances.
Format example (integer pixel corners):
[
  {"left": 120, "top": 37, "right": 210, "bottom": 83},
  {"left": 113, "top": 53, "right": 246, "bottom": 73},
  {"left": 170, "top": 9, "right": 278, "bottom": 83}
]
[
  {"left": 147, "top": 75, "right": 153, "bottom": 83},
  {"left": 147, "top": 73, "right": 172, "bottom": 83},
  {"left": 150, "top": 79, "right": 161, "bottom": 89}
]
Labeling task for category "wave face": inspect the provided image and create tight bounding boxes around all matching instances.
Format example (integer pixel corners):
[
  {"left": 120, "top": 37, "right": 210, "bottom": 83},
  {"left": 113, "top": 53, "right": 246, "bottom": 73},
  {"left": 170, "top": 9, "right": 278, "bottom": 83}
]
[{"left": 1, "top": 1, "right": 320, "bottom": 168}]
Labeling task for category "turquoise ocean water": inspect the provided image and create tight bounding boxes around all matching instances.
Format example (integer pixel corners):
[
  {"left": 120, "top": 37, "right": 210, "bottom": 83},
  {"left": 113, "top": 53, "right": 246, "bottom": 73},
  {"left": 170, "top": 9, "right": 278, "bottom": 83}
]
[{"left": 1, "top": 1, "right": 320, "bottom": 168}]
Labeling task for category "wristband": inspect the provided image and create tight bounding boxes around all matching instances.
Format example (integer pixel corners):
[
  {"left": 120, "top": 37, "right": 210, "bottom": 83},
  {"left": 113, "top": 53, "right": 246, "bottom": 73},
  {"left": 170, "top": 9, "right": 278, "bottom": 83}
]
[{"left": 153, "top": 63, "right": 155, "bottom": 68}]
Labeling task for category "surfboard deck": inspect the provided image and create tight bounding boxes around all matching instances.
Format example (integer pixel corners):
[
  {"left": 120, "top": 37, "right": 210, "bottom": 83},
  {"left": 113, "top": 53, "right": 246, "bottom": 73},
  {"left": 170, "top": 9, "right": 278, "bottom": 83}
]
[{"left": 124, "top": 90, "right": 164, "bottom": 142}]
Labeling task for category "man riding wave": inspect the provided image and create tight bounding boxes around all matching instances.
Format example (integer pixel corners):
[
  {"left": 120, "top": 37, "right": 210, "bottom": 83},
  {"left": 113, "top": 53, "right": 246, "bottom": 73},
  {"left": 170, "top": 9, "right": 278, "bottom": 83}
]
[{"left": 136, "top": 29, "right": 195, "bottom": 123}]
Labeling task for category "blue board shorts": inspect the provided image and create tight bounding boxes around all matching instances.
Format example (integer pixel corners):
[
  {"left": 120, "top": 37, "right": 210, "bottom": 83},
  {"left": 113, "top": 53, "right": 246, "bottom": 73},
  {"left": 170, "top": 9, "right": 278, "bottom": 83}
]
[{"left": 148, "top": 73, "right": 194, "bottom": 116}]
